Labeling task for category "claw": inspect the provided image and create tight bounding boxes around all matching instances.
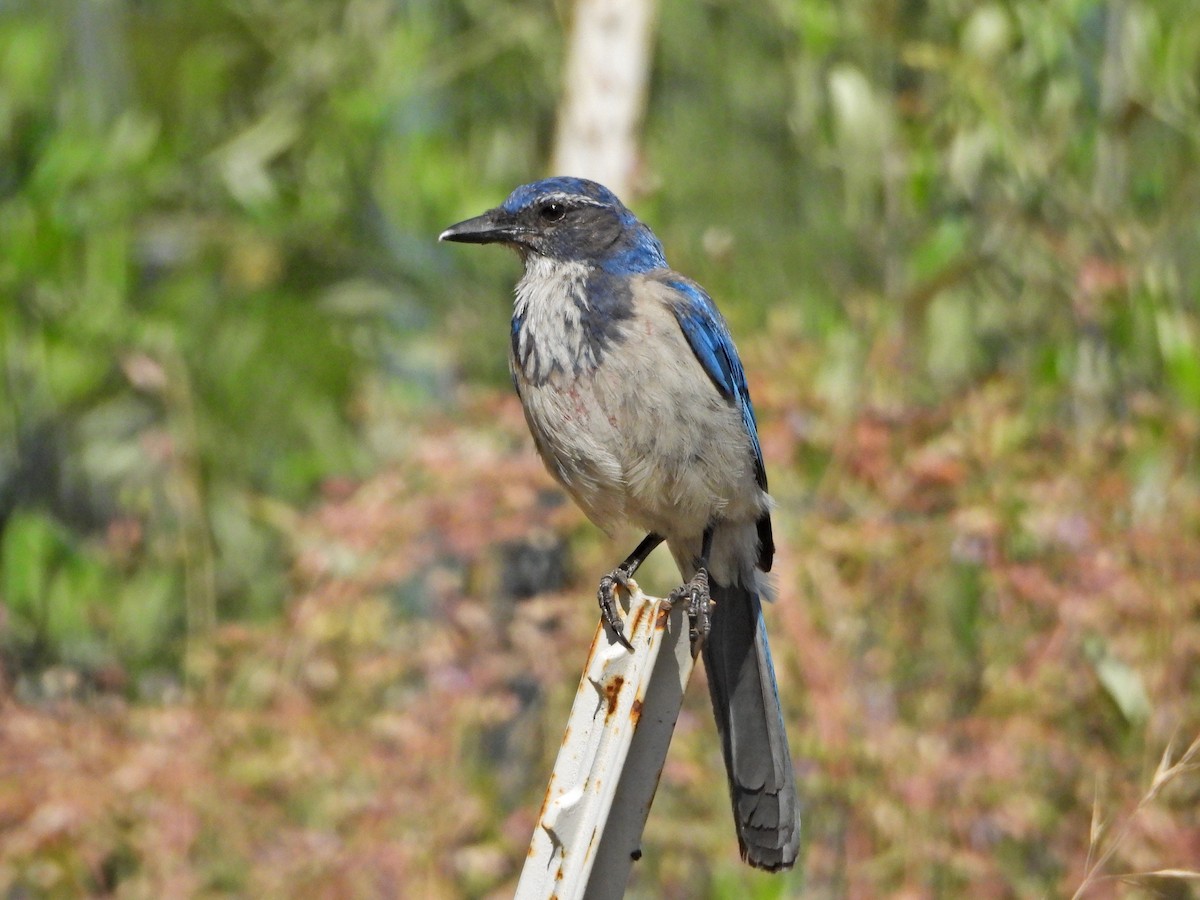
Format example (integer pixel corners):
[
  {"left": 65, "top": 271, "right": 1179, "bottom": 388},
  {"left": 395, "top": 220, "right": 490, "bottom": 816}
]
[
  {"left": 597, "top": 568, "right": 635, "bottom": 651},
  {"left": 668, "top": 568, "right": 712, "bottom": 651}
]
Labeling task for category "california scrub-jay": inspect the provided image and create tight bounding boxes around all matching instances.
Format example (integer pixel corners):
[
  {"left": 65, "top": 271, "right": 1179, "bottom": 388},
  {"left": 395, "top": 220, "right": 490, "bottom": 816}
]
[{"left": 440, "top": 177, "right": 799, "bottom": 871}]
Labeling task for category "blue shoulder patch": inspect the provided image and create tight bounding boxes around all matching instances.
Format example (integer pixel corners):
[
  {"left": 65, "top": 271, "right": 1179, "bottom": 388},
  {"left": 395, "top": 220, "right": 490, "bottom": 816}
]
[
  {"left": 665, "top": 278, "right": 768, "bottom": 492},
  {"left": 602, "top": 222, "right": 667, "bottom": 275}
]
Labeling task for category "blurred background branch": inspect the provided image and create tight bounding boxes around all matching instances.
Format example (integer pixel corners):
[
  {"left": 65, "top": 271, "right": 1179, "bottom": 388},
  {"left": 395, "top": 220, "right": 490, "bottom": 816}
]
[{"left": 551, "top": 0, "right": 656, "bottom": 198}]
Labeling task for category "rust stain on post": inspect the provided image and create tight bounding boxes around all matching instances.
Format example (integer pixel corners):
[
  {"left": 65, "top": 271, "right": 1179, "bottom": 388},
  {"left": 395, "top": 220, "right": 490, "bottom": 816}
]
[
  {"left": 629, "top": 600, "right": 649, "bottom": 634},
  {"left": 604, "top": 676, "right": 624, "bottom": 719},
  {"left": 535, "top": 781, "right": 554, "bottom": 828},
  {"left": 586, "top": 621, "right": 607, "bottom": 656}
]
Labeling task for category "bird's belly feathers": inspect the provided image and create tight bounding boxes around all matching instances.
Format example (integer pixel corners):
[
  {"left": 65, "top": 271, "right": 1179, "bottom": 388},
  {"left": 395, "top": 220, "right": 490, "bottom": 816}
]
[{"left": 512, "top": 305, "right": 765, "bottom": 540}]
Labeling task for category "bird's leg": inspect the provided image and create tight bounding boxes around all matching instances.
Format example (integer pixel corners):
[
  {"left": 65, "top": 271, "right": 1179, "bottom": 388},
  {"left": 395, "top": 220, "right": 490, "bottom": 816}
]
[
  {"left": 598, "top": 532, "right": 664, "bottom": 650},
  {"left": 668, "top": 526, "right": 715, "bottom": 650}
]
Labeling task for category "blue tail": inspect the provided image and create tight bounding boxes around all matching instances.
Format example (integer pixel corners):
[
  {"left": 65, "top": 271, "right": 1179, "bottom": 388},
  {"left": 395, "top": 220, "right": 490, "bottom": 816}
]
[{"left": 703, "top": 581, "right": 800, "bottom": 871}]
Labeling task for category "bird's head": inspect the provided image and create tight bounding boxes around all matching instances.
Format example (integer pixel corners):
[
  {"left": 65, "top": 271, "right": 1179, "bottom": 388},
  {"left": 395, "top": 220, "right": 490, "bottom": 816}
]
[{"left": 439, "top": 177, "right": 666, "bottom": 273}]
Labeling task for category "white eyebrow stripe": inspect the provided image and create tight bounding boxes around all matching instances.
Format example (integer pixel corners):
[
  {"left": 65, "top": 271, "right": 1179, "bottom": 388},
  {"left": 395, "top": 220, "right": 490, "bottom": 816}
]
[{"left": 539, "top": 192, "right": 606, "bottom": 208}]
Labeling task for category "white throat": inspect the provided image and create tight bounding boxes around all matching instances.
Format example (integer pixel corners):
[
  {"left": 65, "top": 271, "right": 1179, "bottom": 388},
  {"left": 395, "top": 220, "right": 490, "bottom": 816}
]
[{"left": 512, "top": 257, "right": 597, "bottom": 382}]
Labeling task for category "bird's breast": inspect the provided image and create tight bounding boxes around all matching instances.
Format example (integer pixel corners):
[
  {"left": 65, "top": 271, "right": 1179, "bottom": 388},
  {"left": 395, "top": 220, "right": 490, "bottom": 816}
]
[
  {"left": 510, "top": 282, "right": 765, "bottom": 539},
  {"left": 510, "top": 258, "right": 636, "bottom": 386},
  {"left": 512, "top": 363, "right": 628, "bottom": 530}
]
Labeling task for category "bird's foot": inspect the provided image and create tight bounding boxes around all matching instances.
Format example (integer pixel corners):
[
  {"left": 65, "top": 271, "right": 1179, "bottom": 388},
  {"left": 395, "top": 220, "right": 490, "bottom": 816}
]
[
  {"left": 668, "top": 568, "right": 712, "bottom": 650},
  {"left": 597, "top": 567, "right": 636, "bottom": 651}
]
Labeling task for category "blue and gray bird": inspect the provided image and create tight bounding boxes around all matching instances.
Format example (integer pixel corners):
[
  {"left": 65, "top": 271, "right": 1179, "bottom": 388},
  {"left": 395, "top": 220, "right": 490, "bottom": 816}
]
[{"left": 440, "top": 177, "right": 799, "bottom": 871}]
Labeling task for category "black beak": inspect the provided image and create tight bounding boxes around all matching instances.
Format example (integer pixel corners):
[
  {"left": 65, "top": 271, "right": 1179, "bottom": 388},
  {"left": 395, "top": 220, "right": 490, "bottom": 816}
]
[{"left": 438, "top": 209, "right": 520, "bottom": 245}]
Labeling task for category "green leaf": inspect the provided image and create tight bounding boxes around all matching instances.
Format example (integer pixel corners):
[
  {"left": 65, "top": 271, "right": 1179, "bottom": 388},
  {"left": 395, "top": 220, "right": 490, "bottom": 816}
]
[
  {"left": 1091, "top": 645, "right": 1152, "bottom": 727},
  {"left": 2, "top": 510, "right": 58, "bottom": 617},
  {"left": 912, "top": 219, "right": 970, "bottom": 282}
]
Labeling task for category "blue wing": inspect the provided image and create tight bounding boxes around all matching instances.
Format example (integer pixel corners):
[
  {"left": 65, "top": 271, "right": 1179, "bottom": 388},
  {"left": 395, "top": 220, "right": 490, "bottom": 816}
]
[{"left": 664, "top": 277, "right": 768, "bottom": 493}]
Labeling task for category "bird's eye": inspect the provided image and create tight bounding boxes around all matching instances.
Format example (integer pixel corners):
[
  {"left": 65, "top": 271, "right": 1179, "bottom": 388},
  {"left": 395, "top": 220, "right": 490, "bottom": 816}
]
[{"left": 539, "top": 202, "right": 566, "bottom": 222}]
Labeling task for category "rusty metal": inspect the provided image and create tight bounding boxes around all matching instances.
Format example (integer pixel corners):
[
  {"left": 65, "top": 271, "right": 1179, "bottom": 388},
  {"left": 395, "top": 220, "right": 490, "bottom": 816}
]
[{"left": 514, "top": 585, "right": 696, "bottom": 900}]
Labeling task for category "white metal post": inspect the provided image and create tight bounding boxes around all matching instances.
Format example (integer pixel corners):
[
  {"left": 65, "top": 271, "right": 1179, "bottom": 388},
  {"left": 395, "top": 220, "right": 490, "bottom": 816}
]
[{"left": 514, "top": 586, "right": 697, "bottom": 899}]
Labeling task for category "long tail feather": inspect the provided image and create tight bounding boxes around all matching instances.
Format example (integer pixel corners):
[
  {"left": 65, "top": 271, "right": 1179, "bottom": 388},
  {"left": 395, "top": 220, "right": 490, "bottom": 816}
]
[{"left": 702, "top": 580, "right": 800, "bottom": 871}]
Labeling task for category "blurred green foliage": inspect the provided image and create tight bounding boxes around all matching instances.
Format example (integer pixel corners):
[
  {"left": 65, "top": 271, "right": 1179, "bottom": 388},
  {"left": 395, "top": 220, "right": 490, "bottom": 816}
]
[
  {"left": 0, "top": 0, "right": 566, "bottom": 675},
  {"left": 1, "top": 0, "right": 1198, "bottom": 690}
]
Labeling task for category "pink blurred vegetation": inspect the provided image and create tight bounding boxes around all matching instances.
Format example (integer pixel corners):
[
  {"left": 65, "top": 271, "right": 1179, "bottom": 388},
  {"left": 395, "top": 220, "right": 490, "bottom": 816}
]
[{"left": 3, "top": 329, "right": 1199, "bottom": 898}]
